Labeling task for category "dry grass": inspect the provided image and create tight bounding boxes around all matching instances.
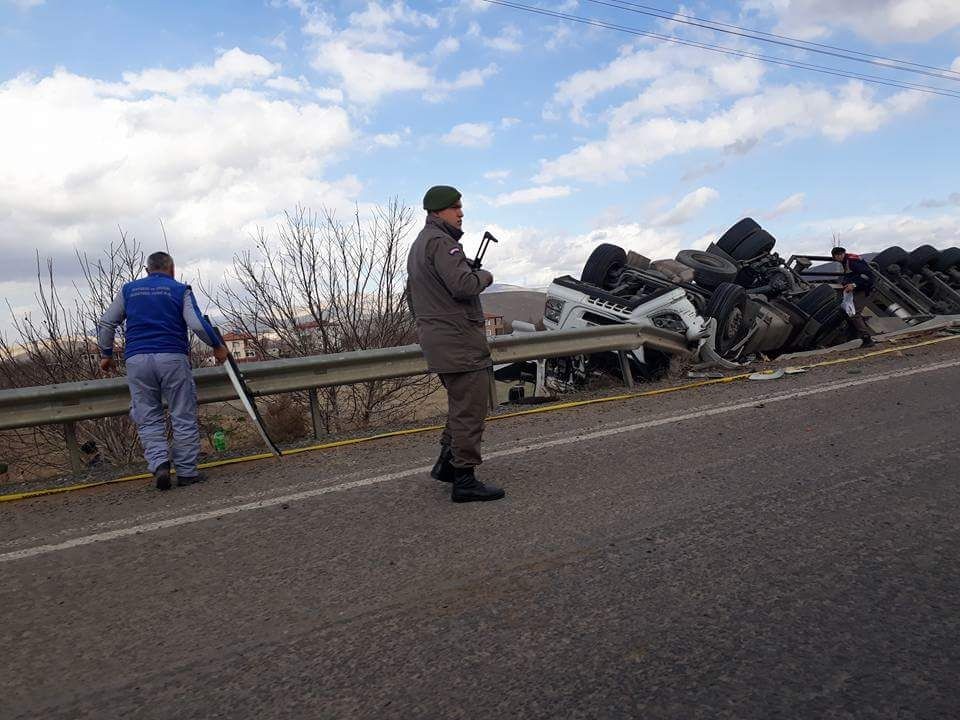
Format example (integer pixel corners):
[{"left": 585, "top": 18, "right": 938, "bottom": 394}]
[{"left": 260, "top": 397, "right": 309, "bottom": 443}]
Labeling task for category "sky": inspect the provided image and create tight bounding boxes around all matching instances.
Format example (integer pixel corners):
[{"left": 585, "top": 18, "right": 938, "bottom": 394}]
[{"left": 1, "top": 0, "right": 959, "bottom": 330}]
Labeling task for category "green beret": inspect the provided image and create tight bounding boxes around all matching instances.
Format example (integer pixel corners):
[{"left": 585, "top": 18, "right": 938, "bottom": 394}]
[{"left": 423, "top": 185, "right": 462, "bottom": 211}]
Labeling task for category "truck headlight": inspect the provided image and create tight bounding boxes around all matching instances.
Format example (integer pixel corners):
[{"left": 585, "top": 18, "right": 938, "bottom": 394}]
[
  {"left": 651, "top": 311, "right": 685, "bottom": 332},
  {"left": 544, "top": 298, "right": 565, "bottom": 323}
]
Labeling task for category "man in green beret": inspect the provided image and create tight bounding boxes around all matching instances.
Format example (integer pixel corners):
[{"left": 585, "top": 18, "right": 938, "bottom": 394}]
[{"left": 406, "top": 185, "right": 505, "bottom": 502}]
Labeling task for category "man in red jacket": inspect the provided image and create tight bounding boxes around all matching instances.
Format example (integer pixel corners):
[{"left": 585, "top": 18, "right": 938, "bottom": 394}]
[{"left": 831, "top": 246, "right": 875, "bottom": 347}]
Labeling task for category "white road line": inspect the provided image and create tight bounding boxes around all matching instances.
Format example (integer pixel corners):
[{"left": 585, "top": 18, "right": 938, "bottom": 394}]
[{"left": 3, "top": 358, "right": 959, "bottom": 563}]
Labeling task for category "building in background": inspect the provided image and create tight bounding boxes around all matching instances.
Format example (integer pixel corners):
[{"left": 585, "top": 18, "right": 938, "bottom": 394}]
[
  {"left": 484, "top": 313, "right": 504, "bottom": 337},
  {"left": 220, "top": 331, "right": 258, "bottom": 362}
]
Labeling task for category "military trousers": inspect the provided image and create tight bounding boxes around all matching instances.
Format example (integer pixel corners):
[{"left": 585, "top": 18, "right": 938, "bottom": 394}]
[{"left": 439, "top": 368, "right": 490, "bottom": 468}]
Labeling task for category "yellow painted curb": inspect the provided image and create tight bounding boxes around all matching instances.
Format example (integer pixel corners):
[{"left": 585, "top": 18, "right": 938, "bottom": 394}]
[{"left": 2, "top": 332, "right": 957, "bottom": 504}]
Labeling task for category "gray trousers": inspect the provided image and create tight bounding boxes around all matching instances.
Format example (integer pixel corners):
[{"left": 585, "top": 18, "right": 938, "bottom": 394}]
[
  {"left": 439, "top": 369, "right": 490, "bottom": 468},
  {"left": 126, "top": 353, "right": 201, "bottom": 476}
]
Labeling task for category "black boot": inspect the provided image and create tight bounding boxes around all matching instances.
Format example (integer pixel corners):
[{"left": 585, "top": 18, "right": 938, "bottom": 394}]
[
  {"left": 451, "top": 467, "right": 505, "bottom": 503},
  {"left": 430, "top": 446, "right": 455, "bottom": 483},
  {"left": 154, "top": 461, "right": 171, "bottom": 491},
  {"left": 177, "top": 472, "right": 206, "bottom": 487}
]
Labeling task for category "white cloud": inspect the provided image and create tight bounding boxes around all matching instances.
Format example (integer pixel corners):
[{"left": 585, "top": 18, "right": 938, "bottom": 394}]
[
  {"left": 435, "top": 37, "right": 460, "bottom": 56},
  {"left": 745, "top": 0, "right": 960, "bottom": 42},
  {"left": 537, "top": 82, "right": 925, "bottom": 183},
  {"left": 474, "top": 222, "right": 686, "bottom": 288},
  {"left": 918, "top": 192, "right": 960, "bottom": 209},
  {"left": 430, "top": 63, "right": 499, "bottom": 97},
  {"left": 314, "top": 86, "right": 344, "bottom": 102},
  {"left": 270, "top": 31, "right": 288, "bottom": 51},
  {"left": 545, "top": 24, "right": 574, "bottom": 51},
  {"left": 681, "top": 160, "right": 726, "bottom": 182},
  {"left": 764, "top": 192, "right": 806, "bottom": 220},
  {"left": 489, "top": 186, "right": 573, "bottom": 207},
  {"left": 786, "top": 212, "right": 960, "bottom": 256},
  {"left": 302, "top": 4, "right": 495, "bottom": 104},
  {"left": 552, "top": 44, "right": 765, "bottom": 124},
  {"left": 651, "top": 187, "right": 719, "bottom": 226},
  {"left": 484, "top": 24, "right": 523, "bottom": 52},
  {"left": 442, "top": 122, "right": 493, "bottom": 147},
  {"left": 312, "top": 41, "right": 432, "bottom": 104},
  {"left": 459, "top": 0, "right": 492, "bottom": 11},
  {"left": 265, "top": 75, "right": 307, "bottom": 93},
  {"left": 372, "top": 132, "right": 402, "bottom": 147},
  {"left": 345, "top": 0, "right": 438, "bottom": 47},
  {"left": 8, "top": 0, "right": 43, "bottom": 8},
  {"left": 0, "top": 64, "right": 358, "bottom": 287},
  {"left": 952, "top": 57, "right": 960, "bottom": 72},
  {"left": 500, "top": 116, "right": 520, "bottom": 128},
  {"left": 121, "top": 48, "right": 279, "bottom": 95},
  {"left": 483, "top": 169, "right": 511, "bottom": 182}
]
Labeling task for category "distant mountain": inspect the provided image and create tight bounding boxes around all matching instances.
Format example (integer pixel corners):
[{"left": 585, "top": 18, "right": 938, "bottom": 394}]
[
  {"left": 480, "top": 287, "right": 547, "bottom": 331},
  {"left": 484, "top": 283, "right": 548, "bottom": 294}
]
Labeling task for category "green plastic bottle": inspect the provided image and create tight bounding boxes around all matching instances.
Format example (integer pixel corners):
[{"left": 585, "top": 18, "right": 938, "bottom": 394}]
[{"left": 212, "top": 430, "right": 227, "bottom": 453}]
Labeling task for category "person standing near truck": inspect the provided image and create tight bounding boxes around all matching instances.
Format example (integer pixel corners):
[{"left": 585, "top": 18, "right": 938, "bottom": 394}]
[
  {"left": 831, "top": 246, "right": 875, "bottom": 347},
  {"left": 98, "top": 251, "right": 228, "bottom": 490},
  {"left": 406, "top": 185, "right": 505, "bottom": 503}
]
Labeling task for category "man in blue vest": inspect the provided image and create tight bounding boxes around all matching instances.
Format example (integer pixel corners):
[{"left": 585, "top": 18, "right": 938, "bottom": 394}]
[{"left": 98, "top": 251, "right": 228, "bottom": 490}]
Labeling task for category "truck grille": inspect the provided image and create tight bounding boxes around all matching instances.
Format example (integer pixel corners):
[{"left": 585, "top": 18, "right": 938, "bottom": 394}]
[{"left": 585, "top": 297, "right": 630, "bottom": 315}]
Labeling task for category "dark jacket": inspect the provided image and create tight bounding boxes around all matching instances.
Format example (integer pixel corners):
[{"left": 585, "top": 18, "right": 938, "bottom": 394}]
[
  {"left": 841, "top": 254, "right": 875, "bottom": 292},
  {"left": 406, "top": 215, "right": 494, "bottom": 373}
]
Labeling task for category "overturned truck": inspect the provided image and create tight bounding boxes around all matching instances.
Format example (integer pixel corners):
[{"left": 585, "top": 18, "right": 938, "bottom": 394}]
[{"left": 536, "top": 217, "right": 954, "bottom": 387}]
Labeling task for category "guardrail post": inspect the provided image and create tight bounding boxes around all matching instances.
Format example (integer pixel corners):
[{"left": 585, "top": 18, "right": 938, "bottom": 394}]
[
  {"left": 308, "top": 388, "right": 323, "bottom": 440},
  {"left": 618, "top": 351, "right": 635, "bottom": 389},
  {"left": 62, "top": 422, "right": 83, "bottom": 475},
  {"left": 535, "top": 359, "right": 546, "bottom": 397}
]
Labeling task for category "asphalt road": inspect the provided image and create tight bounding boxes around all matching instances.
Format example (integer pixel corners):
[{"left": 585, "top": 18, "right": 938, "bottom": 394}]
[{"left": 2, "top": 340, "right": 959, "bottom": 719}]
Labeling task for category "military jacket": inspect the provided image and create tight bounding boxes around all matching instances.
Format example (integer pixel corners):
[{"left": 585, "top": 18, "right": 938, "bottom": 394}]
[{"left": 406, "top": 215, "right": 494, "bottom": 373}]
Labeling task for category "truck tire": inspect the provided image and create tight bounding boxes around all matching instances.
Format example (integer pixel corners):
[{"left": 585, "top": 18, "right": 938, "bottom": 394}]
[
  {"left": 934, "top": 246, "right": 960, "bottom": 272},
  {"left": 796, "top": 284, "right": 837, "bottom": 318},
  {"left": 581, "top": 243, "right": 626, "bottom": 288},
  {"left": 716, "top": 218, "right": 760, "bottom": 255},
  {"left": 812, "top": 299, "right": 846, "bottom": 344},
  {"left": 675, "top": 250, "right": 738, "bottom": 289},
  {"left": 730, "top": 229, "right": 776, "bottom": 261},
  {"left": 704, "top": 282, "right": 748, "bottom": 355},
  {"left": 872, "top": 246, "right": 909, "bottom": 273},
  {"left": 907, "top": 245, "right": 940, "bottom": 273}
]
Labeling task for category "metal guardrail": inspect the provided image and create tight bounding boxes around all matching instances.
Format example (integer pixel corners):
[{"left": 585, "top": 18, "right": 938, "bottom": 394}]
[{"left": 0, "top": 323, "right": 689, "bottom": 433}]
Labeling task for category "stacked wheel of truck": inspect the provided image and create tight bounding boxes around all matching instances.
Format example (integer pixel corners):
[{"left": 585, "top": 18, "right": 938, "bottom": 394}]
[
  {"left": 870, "top": 244, "right": 960, "bottom": 314},
  {"left": 678, "top": 218, "right": 848, "bottom": 353}
]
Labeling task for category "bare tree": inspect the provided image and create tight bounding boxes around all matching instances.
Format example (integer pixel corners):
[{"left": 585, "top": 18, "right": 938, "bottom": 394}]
[
  {"left": 206, "top": 199, "right": 438, "bottom": 433},
  {"left": 0, "top": 231, "right": 146, "bottom": 476}
]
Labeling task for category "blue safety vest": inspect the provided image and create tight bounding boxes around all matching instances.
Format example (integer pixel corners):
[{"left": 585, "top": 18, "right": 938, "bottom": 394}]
[{"left": 122, "top": 273, "right": 190, "bottom": 358}]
